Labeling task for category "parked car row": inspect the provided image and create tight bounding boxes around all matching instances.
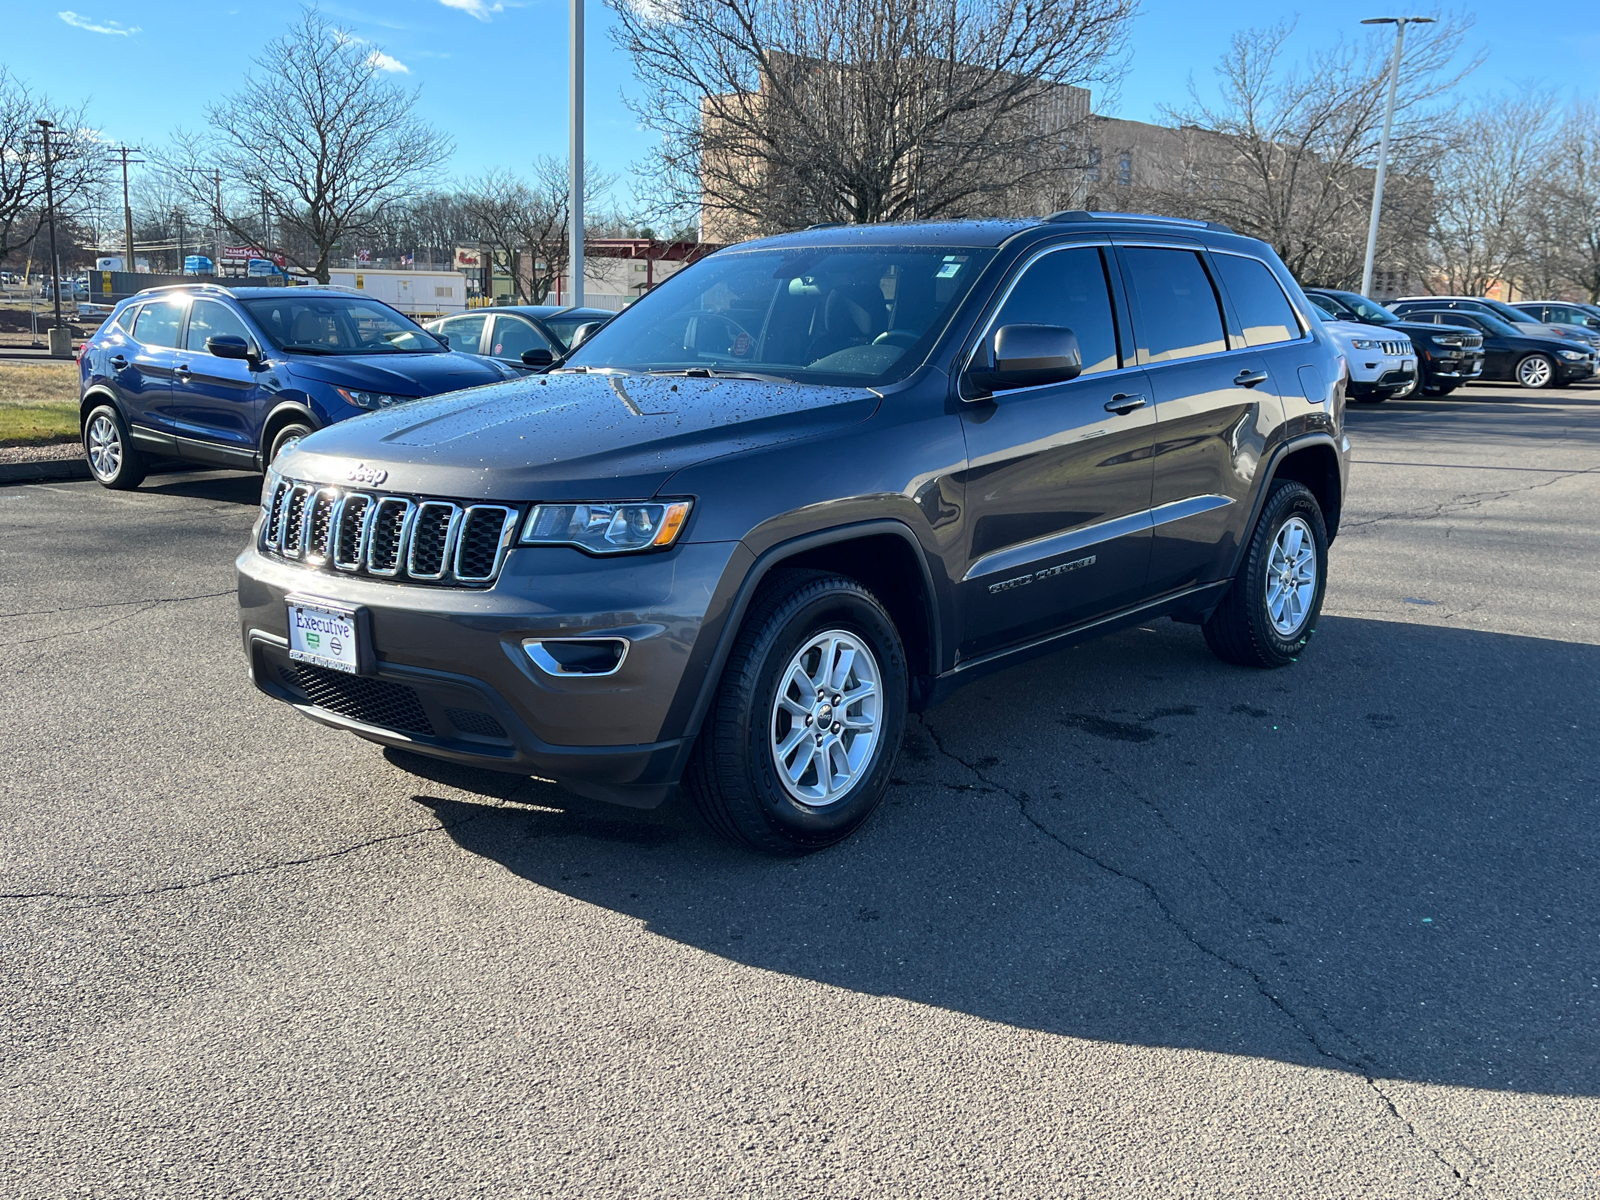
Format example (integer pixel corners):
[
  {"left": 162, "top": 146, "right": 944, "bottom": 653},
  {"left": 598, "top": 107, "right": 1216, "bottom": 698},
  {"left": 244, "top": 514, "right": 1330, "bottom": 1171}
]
[{"left": 1305, "top": 289, "right": 1596, "bottom": 399}]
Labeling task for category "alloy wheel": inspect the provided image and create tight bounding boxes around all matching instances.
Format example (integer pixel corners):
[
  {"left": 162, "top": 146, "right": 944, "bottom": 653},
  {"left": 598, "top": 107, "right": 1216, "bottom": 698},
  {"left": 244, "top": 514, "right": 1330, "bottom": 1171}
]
[
  {"left": 86, "top": 413, "right": 122, "bottom": 481},
  {"left": 769, "top": 629, "right": 881, "bottom": 807},
  {"left": 1517, "top": 355, "right": 1553, "bottom": 388},
  {"left": 1265, "top": 516, "right": 1318, "bottom": 637}
]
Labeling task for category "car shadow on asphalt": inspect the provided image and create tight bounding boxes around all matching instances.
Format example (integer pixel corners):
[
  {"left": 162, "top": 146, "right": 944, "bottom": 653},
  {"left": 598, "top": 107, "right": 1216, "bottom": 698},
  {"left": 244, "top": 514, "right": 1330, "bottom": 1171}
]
[
  {"left": 394, "top": 615, "right": 1599, "bottom": 1098},
  {"left": 138, "top": 468, "right": 263, "bottom": 505}
]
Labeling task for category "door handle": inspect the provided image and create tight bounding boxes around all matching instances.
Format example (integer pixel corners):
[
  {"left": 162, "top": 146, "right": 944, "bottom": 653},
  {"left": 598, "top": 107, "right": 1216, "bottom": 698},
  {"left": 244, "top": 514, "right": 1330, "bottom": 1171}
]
[
  {"left": 109, "top": 355, "right": 128, "bottom": 369},
  {"left": 174, "top": 364, "right": 191, "bottom": 378},
  {"left": 1234, "top": 369, "right": 1269, "bottom": 388},
  {"left": 1104, "top": 393, "right": 1146, "bottom": 415}
]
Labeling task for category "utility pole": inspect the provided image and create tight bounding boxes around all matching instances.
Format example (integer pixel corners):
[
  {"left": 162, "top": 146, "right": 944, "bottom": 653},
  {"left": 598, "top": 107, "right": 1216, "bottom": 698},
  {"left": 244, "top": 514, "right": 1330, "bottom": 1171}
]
[
  {"left": 36, "top": 120, "right": 65, "bottom": 346},
  {"left": 174, "top": 208, "right": 186, "bottom": 274},
  {"left": 110, "top": 145, "right": 144, "bottom": 272},
  {"left": 569, "top": 0, "right": 584, "bottom": 307},
  {"left": 1359, "top": 16, "right": 1433, "bottom": 298}
]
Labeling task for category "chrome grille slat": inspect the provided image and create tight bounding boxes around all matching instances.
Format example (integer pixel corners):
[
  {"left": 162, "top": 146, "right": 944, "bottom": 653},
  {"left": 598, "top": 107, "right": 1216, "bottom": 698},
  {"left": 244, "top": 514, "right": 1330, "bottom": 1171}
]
[
  {"left": 454, "top": 506, "right": 518, "bottom": 583},
  {"left": 280, "top": 485, "right": 313, "bottom": 558},
  {"left": 406, "top": 501, "right": 461, "bottom": 581},
  {"left": 332, "top": 494, "right": 373, "bottom": 571},
  {"left": 261, "top": 477, "right": 515, "bottom": 587},
  {"left": 367, "top": 498, "right": 415, "bottom": 577}
]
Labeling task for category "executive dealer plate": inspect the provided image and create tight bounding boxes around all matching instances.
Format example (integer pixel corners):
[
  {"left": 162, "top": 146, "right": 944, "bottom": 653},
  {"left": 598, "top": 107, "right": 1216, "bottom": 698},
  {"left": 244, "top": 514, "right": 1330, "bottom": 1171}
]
[{"left": 287, "top": 599, "right": 361, "bottom": 674}]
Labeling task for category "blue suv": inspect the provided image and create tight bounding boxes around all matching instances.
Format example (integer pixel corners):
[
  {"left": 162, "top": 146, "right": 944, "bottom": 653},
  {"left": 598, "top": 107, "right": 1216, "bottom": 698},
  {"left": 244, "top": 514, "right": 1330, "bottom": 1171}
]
[{"left": 78, "top": 284, "right": 514, "bottom": 489}]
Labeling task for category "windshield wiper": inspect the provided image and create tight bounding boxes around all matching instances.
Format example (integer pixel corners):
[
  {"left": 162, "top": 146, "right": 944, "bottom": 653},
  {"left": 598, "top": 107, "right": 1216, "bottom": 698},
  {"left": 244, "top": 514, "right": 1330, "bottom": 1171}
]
[
  {"left": 647, "top": 367, "right": 790, "bottom": 383},
  {"left": 278, "top": 344, "right": 338, "bottom": 355}
]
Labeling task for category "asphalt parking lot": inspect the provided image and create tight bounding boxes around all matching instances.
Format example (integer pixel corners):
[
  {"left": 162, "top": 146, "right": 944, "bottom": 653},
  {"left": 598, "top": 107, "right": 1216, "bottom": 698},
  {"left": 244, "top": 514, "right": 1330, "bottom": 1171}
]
[{"left": 2, "top": 381, "right": 1597, "bottom": 1198}]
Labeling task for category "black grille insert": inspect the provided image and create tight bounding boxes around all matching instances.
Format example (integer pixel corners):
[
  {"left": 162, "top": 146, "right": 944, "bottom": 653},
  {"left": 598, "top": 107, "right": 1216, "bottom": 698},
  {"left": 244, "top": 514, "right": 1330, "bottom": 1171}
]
[
  {"left": 444, "top": 707, "right": 508, "bottom": 739},
  {"left": 280, "top": 663, "right": 433, "bottom": 735},
  {"left": 306, "top": 491, "right": 336, "bottom": 559},
  {"left": 368, "top": 500, "right": 410, "bottom": 574},
  {"left": 333, "top": 495, "right": 370, "bottom": 569},
  {"left": 455, "top": 507, "right": 512, "bottom": 581},
  {"left": 266, "top": 481, "right": 289, "bottom": 544},
  {"left": 408, "top": 503, "right": 456, "bottom": 578},
  {"left": 282, "top": 487, "right": 309, "bottom": 552}
]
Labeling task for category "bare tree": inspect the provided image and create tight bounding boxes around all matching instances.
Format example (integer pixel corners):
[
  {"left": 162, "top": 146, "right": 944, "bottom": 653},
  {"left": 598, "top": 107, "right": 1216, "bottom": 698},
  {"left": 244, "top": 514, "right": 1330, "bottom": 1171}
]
[
  {"left": 1551, "top": 100, "right": 1600, "bottom": 302},
  {"left": 162, "top": 8, "right": 450, "bottom": 282},
  {"left": 1428, "top": 90, "right": 1558, "bottom": 295},
  {"left": 1158, "top": 18, "right": 1477, "bottom": 289},
  {"left": 611, "top": 0, "right": 1137, "bottom": 237},
  {"left": 464, "top": 157, "right": 613, "bottom": 302},
  {"left": 0, "top": 68, "right": 106, "bottom": 269}
]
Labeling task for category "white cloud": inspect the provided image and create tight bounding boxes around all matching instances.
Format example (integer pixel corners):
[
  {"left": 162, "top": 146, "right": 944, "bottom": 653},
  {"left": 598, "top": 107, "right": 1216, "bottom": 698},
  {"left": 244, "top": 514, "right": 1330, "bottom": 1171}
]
[
  {"left": 58, "top": 10, "right": 140, "bottom": 35},
  {"left": 367, "top": 50, "right": 410, "bottom": 73},
  {"left": 439, "top": 0, "right": 503, "bottom": 22}
]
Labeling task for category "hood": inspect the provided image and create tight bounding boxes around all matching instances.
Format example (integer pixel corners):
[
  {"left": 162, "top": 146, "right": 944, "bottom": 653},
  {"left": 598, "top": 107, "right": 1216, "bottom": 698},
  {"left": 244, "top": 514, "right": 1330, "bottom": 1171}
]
[
  {"left": 285, "top": 350, "right": 509, "bottom": 395},
  {"left": 279, "top": 370, "right": 881, "bottom": 501}
]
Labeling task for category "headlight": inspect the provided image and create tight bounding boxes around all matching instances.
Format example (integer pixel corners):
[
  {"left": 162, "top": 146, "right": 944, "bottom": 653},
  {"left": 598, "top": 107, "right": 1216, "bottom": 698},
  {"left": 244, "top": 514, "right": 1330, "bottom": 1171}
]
[
  {"left": 260, "top": 468, "right": 281, "bottom": 513},
  {"left": 335, "top": 387, "right": 416, "bottom": 409},
  {"left": 1560, "top": 350, "right": 1585, "bottom": 361},
  {"left": 1431, "top": 334, "right": 1465, "bottom": 347},
  {"left": 520, "top": 500, "right": 693, "bottom": 554},
  {"left": 1350, "top": 338, "right": 1383, "bottom": 350}
]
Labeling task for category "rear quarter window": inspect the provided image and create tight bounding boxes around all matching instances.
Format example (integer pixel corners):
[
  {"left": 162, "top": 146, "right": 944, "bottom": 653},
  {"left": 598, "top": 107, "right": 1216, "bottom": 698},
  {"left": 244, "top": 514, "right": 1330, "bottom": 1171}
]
[{"left": 1212, "top": 254, "right": 1302, "bottom": 347}]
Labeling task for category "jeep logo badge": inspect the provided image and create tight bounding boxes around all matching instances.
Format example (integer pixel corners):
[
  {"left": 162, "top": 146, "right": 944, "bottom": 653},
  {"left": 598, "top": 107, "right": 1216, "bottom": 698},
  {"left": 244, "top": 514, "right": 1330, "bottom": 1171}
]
[{"left": 347, "top": 463, "right": 387, "bottom": 486}]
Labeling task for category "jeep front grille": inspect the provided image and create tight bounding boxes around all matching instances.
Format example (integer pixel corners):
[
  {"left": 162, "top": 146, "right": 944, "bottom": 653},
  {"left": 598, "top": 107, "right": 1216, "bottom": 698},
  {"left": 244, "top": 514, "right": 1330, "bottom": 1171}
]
[
  {"left": 261, "top": 476, "right": 518, "bottom": 588},
  {"left": 1381, "top": 339, "right": 1411, "bottom": 356}
]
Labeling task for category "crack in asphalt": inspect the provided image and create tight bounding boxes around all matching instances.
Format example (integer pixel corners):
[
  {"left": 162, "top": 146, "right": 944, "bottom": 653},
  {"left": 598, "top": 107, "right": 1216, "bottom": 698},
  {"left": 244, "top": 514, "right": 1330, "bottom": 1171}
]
[
  {"left": 0, "top": 589, "right": 238, "bottom": 648},
  {"left": 915, "top": 713, "right": 1473, "bottom": 1191},
  {"left": 0, "top": 588, "right": 238, "bottom": 622}
]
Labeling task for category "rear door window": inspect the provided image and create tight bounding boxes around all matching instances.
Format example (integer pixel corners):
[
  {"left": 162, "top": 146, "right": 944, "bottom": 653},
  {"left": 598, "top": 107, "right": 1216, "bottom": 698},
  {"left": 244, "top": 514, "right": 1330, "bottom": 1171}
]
[
  {"left": 991, "top": 246, "right": 1121, "bottom": 375},
  {"left": 1121, "top": 247, "right": 1227, "bottom": 362},
  {"left": 1212, "top": 254, "right": 1301, "bottom": 346},
  {"left": 132, "top": 299, "right": 186, "bottom": 348},
  {"left": 115, "top": 305, "right": 139, "bottom": 334}
]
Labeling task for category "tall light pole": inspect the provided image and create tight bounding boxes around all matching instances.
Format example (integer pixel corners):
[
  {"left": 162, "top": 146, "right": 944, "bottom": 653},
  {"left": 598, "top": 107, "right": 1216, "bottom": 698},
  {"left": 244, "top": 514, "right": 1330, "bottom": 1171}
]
[
  {"left": 569, "top": 0, "right": 584, "bottom": 307},
  {"left": 110, "top": 145, "right": 144, "bottom": 271},
  {"left": 1359, "top": 15, "right": 1434, "bottom": 298},
  {"left": 36, "top": 120, "right": 63, "bottom": 336}
]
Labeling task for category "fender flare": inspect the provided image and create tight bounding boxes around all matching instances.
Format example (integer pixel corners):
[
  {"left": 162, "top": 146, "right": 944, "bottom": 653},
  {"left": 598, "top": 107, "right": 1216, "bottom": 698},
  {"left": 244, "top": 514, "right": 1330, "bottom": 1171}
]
[
  {"left": 79, "top": 386, "right": 120, "bottom": 424},
  {"left": 1221, "top": 431, "right": 1343, "bottom": 582},
  {"left": 261, "top": 400, "right": 319, "bottom": 456},
  {"left": 672, "top": 518, "right": 945, "bottom": 760}
]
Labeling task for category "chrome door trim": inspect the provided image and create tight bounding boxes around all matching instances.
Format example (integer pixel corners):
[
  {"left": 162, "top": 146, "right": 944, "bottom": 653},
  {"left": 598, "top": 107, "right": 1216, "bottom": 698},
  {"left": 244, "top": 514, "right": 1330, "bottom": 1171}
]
[{"left": 964, "top": 494, "right": 1235, "bottom": 582}]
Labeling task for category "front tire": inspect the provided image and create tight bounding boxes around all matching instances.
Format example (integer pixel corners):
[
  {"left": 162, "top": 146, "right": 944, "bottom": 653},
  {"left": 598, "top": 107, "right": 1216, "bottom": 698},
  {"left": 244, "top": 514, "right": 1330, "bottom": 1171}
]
[
  {"left": 1515, "top": 353, "right": 1557, "bottom": 389},
  {"left": 267, "top": 421, "right": 314, "bottom": 465},
  {"left": 1203, "top": 481, "right": 1328, "bottom": 669},
  {"left": 684, "top": 569, "right": 907, "bottom": 855},
  {"left": 82, "top": 404, "right": 146, "bottom": 490}
]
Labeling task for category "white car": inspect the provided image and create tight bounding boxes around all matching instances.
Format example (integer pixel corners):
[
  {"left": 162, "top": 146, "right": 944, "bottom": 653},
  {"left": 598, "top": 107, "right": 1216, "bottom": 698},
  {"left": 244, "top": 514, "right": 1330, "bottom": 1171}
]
[{"left": 1315, "top": 319, "right": 1417, "bottom": 404}]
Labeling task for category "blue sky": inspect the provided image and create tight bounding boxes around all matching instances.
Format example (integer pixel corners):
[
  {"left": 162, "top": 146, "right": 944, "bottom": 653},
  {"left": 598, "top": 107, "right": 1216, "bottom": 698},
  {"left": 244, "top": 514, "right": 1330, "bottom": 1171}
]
[{"left": 8, "top": 1, "right": 1598, "bottom": 212}]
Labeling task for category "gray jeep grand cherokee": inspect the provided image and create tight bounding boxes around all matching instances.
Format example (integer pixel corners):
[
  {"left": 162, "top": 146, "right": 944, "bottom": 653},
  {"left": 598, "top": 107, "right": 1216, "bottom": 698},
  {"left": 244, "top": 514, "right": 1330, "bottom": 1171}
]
[{"left": 238, "top": 212, "right": 1348, "bottom": 854}]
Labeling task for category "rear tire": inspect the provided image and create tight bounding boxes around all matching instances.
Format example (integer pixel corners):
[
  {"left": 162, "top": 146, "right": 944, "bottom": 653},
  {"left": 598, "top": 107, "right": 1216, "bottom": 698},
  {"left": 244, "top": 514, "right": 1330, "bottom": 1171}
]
[
  {"left": 82, "top": 403, "right": 146, "bottom": 490},
  {"left": 1515, "top": 353, "right": 1557, "bottom": 389},
  {"left": 684, "top": 569, "right": 907, "bottom": 855},
  {"left": 1203, "top": 481, "right": 1328, "bottom": 669}
]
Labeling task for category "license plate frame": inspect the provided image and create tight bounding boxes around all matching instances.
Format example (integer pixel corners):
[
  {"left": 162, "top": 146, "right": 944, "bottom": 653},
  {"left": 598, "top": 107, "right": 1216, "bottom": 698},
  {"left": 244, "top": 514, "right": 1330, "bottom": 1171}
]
[{"left": 285, "top": 596, "right": 372, "bottom": 676}]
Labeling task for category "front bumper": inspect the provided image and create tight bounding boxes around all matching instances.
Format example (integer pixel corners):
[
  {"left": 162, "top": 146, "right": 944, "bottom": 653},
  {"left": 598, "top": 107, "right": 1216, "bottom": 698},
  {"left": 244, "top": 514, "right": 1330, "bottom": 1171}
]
[{"left": 238, "top": 537, "right": 748, "bottom": 807}]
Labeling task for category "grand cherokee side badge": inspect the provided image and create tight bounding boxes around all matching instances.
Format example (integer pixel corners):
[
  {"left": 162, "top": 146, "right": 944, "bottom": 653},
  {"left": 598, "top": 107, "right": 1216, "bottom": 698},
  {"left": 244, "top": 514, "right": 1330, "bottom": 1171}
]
[
  {"left": 347, "top": 463, "right": 388, "bottom": 486},
  {"left": 988, "top": 555, "right": 1096, "bottom": 594}
]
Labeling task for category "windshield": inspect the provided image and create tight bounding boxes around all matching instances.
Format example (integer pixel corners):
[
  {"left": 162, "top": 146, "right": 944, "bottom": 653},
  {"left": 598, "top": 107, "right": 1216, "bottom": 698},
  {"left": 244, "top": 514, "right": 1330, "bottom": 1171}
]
[
  {"left": 239, "top": 295, "right": 445, "bottom": 355},
  {"left": 1326, "top": 291, "right": 1399, "bottom": 324},
  {"left": 562, "top": 245, "right": 997, "bottom": 385}
]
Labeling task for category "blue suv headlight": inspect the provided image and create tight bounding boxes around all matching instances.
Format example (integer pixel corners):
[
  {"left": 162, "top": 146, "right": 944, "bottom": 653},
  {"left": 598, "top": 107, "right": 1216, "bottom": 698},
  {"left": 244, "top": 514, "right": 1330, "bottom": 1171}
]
[{"left": 335, "top": 387, "right": 417, "bottom": 409}]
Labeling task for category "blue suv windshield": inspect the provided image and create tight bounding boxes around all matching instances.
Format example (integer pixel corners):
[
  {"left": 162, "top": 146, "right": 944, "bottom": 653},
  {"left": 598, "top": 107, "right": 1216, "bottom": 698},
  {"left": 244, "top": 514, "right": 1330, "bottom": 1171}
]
[
  {"left": 239, "top": 295, "right": 446, "bottom": 355},
  {"left": 563, "top": 245, "right": 997, "bottom": 385}
]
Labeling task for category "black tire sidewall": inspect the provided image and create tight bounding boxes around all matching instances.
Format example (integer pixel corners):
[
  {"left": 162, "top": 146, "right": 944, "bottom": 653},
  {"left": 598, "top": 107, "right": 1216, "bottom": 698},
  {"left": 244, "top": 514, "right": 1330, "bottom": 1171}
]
[
  {"left": 739, "top": 586, "right": 907, "bottom": 848},
  {"left": 1240, "top": 484, "right": 1329, "bottom": 665},
  {"left": 269, "top": 423, "right": 314, "bottom": 465}
]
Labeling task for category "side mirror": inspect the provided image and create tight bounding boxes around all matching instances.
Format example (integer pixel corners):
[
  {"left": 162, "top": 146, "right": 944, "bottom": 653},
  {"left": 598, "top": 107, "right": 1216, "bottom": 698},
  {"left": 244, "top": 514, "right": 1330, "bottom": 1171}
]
[
  {"left": 521, "top": 347, "right": 554, "bottom": 368},
  {"left": 207, "top": 334, "right": 254, "bottom": 362},
  {"left": 568, "top": 321, "right": 606, "bottom": 351},
  {"left": 436, "top": 332, "right": 450, "bottom": 348},
  {"left": 967, "top": 324, "right": 1082, "bottom": 396}
]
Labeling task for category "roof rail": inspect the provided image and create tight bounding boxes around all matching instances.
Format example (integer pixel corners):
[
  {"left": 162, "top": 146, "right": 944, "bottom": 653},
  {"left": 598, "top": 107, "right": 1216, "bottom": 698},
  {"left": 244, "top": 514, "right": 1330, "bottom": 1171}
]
[
  {"left": 135, "top": 281, "right": 234, "bottom": 297},
  {"left": 805, "top": 221, "right": 847, "bottom": 230},
  {"left": 1044, "top": 210, "right": 1235, "bottom": 234}
]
